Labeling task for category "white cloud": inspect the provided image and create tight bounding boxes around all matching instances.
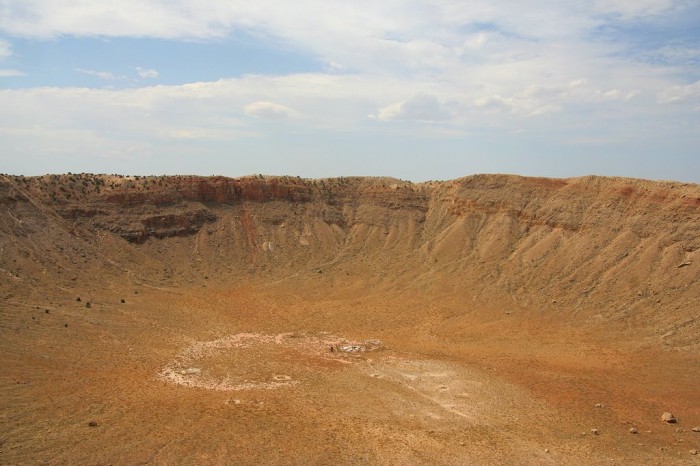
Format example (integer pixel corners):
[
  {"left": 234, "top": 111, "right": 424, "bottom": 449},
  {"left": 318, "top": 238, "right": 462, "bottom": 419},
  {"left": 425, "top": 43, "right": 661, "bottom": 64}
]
[
  {"left": 471, "top": 79, "right": 640, "bottom": 117},
  {"left": 0, "top": 1, "right": 230, "bottom": 40},
  {"left": 0, "top": 2, "right": 691, "bottom": 72},
  {"left": 0, "top": 69, "right": 697, "bottom": 180},
  {"left": 456, "top": 31, "right": 495, "bottom": 54},
  {"left": 75, "top": 68, "right": 124, "bottom": 80},
  {"left": 0, "top": 71, "right": 666, "bottom": 152},
  {"left": 474, "top": 94, "right": 515, "bottom": 112},
  {"left": 0, "top": 2, "right": 695, "bottom": 115},
  {"left": 136, "top": 67, "right": 159, "bottom": 79},
  {"left": 0, "top": 2, "right": 604, "bottom": 40},
  {"left": 0, "top": 1, "right": 697, "bottom": 177},
  {"left": 0, "top": 69, "right": 24, "bottom": 77},
  {"left": 592, "top": 0, "right": 678, "bottom": 18},
  {"left": 75, "top": 67, "right": 162, "bottom": 82},
  {"left": 244, "top": 101, "right": 299, "bottom": 120},
  {"left": 372, "top": 94, "right": 454, "bottom": 122},
  {"left": 658, "top": 80, "right": 700, "bottom": 104},
  {"left": 0, "top": 38, "right": 24, "bottom": 77},
  {"left": 0, "top": 39, "right": 12, "bottom": 59}
]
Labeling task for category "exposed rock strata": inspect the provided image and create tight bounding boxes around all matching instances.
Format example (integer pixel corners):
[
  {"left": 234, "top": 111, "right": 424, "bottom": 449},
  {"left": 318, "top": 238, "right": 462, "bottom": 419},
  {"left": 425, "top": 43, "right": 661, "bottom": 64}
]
[{"left": 1, "top": 173, "right": 698, "bottom": 346}]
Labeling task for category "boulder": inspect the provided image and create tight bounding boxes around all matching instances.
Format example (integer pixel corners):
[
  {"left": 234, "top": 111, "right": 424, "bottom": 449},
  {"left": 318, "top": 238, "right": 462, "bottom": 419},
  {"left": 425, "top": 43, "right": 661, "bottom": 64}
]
[{"left": 660, "top": 412, "right": 677, "bottom": 423}]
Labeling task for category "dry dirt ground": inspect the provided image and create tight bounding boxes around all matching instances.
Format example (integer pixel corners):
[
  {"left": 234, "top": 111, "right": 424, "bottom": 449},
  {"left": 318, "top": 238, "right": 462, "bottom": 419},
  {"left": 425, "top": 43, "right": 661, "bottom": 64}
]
[{"left": 1, "top": 174, "right": 699, "bottom": 464}]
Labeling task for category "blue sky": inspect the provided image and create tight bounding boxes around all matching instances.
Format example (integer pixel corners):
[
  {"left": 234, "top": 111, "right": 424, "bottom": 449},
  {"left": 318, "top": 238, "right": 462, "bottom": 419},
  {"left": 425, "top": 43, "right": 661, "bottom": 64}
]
[{"left": 0, "top": 1, "right": 699, "bottom": 182}]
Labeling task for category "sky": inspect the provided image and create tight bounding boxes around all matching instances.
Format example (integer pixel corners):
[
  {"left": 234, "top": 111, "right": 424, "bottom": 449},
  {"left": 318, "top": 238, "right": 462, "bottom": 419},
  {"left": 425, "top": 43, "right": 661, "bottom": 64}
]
[{"left": 0, "top": 1, "right": 699, "bottom": 183}]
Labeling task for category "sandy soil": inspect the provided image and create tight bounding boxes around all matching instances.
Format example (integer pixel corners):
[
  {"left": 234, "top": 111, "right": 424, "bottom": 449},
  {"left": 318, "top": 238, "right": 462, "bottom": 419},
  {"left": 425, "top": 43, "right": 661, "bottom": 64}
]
[
  {"left": 2, "top": 284, "right": 698, "bottom": 465},
  {"left": 1, "top": 173, "right": 699, "bottom": 464}
]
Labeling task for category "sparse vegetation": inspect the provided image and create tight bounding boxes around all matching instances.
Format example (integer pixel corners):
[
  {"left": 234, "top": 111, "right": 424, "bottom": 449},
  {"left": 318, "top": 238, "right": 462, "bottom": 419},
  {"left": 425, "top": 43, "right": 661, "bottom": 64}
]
[{"left": 1, "top": 173, "right": 698, "bottom": 464}]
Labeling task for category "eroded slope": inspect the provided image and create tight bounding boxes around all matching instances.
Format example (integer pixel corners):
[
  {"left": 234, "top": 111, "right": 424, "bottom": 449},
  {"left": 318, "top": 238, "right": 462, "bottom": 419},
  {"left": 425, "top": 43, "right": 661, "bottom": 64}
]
[{"left": 1, "top": 173, "right": 699, "bottom": 464}]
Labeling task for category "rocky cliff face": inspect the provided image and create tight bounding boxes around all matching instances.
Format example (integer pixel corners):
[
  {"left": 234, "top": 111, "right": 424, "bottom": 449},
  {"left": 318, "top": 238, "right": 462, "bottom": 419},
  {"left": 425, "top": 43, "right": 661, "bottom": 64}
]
[
  {"left": 1, "top": 173, "right": 698, "bottom": 346},
  {"left": 6, "top": 174, "right": 428, "bottom": 244}
]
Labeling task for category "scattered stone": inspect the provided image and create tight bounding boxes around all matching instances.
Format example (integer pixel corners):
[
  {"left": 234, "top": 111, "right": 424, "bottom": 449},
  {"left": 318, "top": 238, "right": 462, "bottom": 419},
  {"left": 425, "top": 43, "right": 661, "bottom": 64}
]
[
  {"left": 691, "top": 426, "right": 700, "bottom": 432},
  {"left": 76, "top": 297, "right": 81, "bottom": 302},
  {"left": 64, "top": 323, "right": 68, "bottom": 328},
  {"left": 85, "top": 302, "right": 91, "bottom": 308},
  {"left": 339, "top": 344, "right": 365, "bottom": 353},
  {"left": 591, "top": 428, "right": 599, "bottom": 435},
  {"left": 364, "top": 339, "right": 384, "bottom": 350},
  {"left": 595, "top": 402, "right": 604, "bottom": 408},
  {"left": 88, "top": 421, "right": 98, "bottom": 427},
  {"left": 544, "top": 448, "right": 550, "bottom": 453},
  {"left": 690, "top": 449, "right": 697, "bottom": 455},
  {"left": 45, "top": 309, "right": 49, "bottom": 314},
  {"left": 661, "top": 412, "right": 677, "bottom": 423},
  {"left": 120, "top": 299, "right": 125, "bottom": 303},
  {"left": 629, "top": 427, "right": 638, "bottom": 434}
]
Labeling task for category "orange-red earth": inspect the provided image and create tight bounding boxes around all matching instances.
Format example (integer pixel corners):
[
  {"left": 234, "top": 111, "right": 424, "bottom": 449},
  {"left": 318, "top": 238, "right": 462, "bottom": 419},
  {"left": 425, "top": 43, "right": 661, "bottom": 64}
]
[{"left": 1, "top": 173, "right": 698, "bottom": 464}]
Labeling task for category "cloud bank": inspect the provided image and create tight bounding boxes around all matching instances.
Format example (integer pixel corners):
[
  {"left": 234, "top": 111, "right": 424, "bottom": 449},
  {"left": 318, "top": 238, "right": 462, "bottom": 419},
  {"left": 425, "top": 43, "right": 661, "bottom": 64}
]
[{"left": 0, "top": 1, "right": 698, "bottom": 181}]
